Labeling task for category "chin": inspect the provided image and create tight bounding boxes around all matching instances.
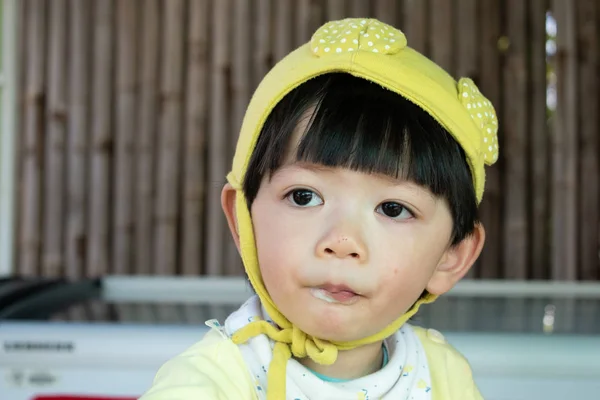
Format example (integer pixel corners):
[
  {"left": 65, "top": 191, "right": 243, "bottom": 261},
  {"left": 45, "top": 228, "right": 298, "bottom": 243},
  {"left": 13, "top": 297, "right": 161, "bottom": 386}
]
[
  {"left": 309, "top": 328, "right": 364, "bottom": 343},
  {"left": 294, "top": 305, "right": 372, "bottom": 343}
]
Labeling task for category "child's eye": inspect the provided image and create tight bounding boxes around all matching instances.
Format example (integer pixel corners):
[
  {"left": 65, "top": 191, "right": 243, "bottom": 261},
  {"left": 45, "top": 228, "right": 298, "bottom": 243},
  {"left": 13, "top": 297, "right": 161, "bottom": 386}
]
[
  {"left": 285, "top": 189, "right": 324, "bottom": 207},
  {"left": 376, "top": 201, "right": 413, "bottom": 220}
]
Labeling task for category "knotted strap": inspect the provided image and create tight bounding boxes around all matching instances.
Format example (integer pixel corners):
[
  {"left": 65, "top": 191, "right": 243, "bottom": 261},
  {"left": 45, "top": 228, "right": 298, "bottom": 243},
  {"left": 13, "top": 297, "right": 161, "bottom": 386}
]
[{"left": 232, "top": 320, "right": 338, "bottom": 399}]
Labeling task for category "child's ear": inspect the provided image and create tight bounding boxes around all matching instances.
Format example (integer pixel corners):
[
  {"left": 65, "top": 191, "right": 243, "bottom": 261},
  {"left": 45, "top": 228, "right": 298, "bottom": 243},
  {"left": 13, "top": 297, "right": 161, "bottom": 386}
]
[
  {"left": 426, "top": 223, "right": 486, "bottom": 296},
  {"left": 221, "top": 183, "right": 241, "bottom": 253}
]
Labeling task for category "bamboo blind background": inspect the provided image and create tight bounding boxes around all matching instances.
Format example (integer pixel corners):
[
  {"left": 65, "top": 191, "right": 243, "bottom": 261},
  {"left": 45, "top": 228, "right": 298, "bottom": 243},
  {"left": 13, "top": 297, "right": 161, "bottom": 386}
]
[{"left": 12, "top": 0, "right": 600, "bottom": 281}]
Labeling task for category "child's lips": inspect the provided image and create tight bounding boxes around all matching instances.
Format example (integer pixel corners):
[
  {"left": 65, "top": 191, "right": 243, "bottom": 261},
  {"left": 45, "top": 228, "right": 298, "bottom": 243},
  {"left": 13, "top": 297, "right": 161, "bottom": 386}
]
[
  {"left": 310, "top": 284, "right": 361, "bottom": 305},
  {"left": 318, "top": 283, "right": 356, "bottom": 294},
  {"left": 325, "top": 290, "right": 357, "bottom": 302}
]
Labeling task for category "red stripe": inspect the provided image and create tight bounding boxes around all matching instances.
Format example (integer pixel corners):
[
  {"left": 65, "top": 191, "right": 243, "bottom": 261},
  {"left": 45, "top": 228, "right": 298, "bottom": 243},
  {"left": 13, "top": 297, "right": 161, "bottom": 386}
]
[{"left": 32, "top": 396, "right": 137, "bottom": 400}]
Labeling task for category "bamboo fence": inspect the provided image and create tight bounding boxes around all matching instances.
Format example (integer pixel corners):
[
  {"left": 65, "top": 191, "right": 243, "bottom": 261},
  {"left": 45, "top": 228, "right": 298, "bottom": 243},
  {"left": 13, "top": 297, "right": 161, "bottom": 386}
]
[{"left": 11, "top": 0, "right": 600, "bottom": 281}]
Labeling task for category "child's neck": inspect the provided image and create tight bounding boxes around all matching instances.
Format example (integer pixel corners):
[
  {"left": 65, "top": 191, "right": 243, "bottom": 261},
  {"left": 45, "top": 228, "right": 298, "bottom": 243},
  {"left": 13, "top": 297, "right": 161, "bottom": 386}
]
[{"left": 297, "top": 340, "right": 384, "bottom": 380}]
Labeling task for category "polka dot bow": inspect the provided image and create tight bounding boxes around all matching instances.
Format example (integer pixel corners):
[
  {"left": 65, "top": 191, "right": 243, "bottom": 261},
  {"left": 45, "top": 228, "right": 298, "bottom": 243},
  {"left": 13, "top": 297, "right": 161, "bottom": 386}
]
[
  {"left": 458, "top": 78, "right": 499, "bottom": 165},
  {"left": 310, "top": 18, "right": 407, "bottom": 56}
]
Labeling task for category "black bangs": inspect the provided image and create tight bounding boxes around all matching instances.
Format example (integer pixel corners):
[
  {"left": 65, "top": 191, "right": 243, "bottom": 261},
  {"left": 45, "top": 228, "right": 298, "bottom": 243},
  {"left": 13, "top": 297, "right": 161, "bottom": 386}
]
[
  {"left": 296, "top": 76, "right": 410, "bottom": 180},
  {"left": 243, "top": 73, "right": 479, "bottom": 244}
]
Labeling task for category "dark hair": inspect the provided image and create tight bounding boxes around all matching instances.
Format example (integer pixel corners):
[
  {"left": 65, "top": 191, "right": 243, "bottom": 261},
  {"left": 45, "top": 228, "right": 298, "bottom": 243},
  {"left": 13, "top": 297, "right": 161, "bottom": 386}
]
[{"left": 243, "top": 73, "right": 478, "bottom": 245}]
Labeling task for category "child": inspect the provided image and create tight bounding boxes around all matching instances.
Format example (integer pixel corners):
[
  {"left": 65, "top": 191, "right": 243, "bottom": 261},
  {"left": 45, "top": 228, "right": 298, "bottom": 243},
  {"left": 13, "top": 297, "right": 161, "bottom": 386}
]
[{"left": 140, "top": 18, "right": 497, "bottom": 400}]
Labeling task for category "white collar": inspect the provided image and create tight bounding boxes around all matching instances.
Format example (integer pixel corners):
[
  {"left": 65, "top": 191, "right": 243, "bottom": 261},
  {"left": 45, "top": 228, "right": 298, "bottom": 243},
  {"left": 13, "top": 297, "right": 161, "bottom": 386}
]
[{"left": 223, "top": 295, "right": 433, "bottom": 400}]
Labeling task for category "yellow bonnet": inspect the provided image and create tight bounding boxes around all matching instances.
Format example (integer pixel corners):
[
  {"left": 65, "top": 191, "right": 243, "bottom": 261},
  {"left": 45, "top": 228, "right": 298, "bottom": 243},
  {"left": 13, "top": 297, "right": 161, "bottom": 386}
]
[{"left": 226, "top": 18, "right": 498, "bottom": 399}]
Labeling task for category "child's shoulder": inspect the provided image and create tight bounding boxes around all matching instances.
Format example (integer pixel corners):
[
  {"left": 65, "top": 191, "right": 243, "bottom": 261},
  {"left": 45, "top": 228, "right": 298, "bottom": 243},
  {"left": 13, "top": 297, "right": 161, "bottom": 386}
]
[
  {"left": 412, "top": 325, "right": 483, "bottom": 400},
  {"left": 139, "top": 324, "right": 257, "bottom": 400},
  {"left": 412, "top": 325, "right": 467, "bottom": 360}
]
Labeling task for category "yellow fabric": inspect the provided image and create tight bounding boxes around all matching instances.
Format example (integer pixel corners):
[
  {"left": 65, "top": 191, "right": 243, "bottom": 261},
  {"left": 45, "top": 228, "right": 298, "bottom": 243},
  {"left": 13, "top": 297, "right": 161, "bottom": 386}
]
[
  {"left": 226, "top": 18, "right": 498, "bottom": 399},
  {"left": 139, "top": 329, "right": 259, "bottom": 400},
  {"left": 139, "top": 326, "right": 483, "bottom": 400},
  {"left": 413, "top": 327, "right": 484, "bottom": 400}
]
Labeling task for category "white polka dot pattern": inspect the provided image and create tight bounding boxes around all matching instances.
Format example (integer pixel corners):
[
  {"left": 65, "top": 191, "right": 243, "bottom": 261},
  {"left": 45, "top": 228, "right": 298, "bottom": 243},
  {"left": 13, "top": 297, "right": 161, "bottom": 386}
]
[
  {"left": 310, "top": 18, "right": 407, "bottom": 57},
  {"left": 458, "top": 78, "right": 499, "bottom": 165}
]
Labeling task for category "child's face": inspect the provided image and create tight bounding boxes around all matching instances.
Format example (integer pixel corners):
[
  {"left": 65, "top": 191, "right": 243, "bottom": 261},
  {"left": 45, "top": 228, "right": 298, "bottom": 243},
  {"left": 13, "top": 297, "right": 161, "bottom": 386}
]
[{"left": 250, "top": 159, "right": 457, "bottom": 342}]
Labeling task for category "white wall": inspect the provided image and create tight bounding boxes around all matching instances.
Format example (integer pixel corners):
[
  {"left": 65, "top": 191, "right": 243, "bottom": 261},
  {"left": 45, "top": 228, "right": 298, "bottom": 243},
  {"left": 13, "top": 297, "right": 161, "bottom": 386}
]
[{"left": 0, "top": 0, "right": 19, "bottom": 277}]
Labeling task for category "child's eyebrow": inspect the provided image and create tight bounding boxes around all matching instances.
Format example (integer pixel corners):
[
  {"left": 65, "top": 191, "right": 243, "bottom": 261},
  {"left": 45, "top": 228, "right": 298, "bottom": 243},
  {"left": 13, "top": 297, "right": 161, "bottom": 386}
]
[
  {"left": 288, "top": 162, "right": 337, "bottom": 174},
  {"left": 269, "top": 162, "right": 324, "bottom": 182},
  {"left": 281, "top": 161, "right": 409, "bottom": 185},
  {"left": 289, "top": 162, "right": 407, "bottom": 185},
  {"left": 376, "top": 174, "right": 438, "bottom": 202}
]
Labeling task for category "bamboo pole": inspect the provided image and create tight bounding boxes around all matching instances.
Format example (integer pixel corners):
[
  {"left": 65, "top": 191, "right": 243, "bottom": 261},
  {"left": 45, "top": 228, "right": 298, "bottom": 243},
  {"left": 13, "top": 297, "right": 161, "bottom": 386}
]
[
  {"left": 502, "top": 0, "right": 529, "bottom": 280},
  {"left": 113, "top": 0, "right": 138, "bottom": 275},
  {"left": 233, "top": 0, "right": 250, "bottom": 136},
  {"left": 402, "top": 0, "right": 427, "bottom": 54},
  {"left": 66, "top": 0, "right": 91, "bottom": 279},
  {"left": 529, "top": 0, "right": 550, "bottom": 279},
  {"left": 295, "top": 0, "right": 312, "bottom": 47},
  {"left": 374, "top": 0, "right": 397, "bottom": 26},
  {"left": 576, "top": 0, "right": 599, "bottom": 280},
  {"left": 19, "top": 0, "right": 46, "bottom": 277},
  {"left": 478, "top": 0, "right": 502, "bottom": 279},
  {"left": 135, "top": 0, "right": 160, "bottom": 275},
  {"left": 326, "top": 0, "right": 346, "bottom": 21},
  {"left": 429, "top": 0, "right": 454, "bottom": 73},
  {"left": 87, "top": 0, "right": 114, "bottom": 277},
  {"left": 154, "top": 0, "right": 186, "bottom": 275},
  {"left": 128, "top": 1, "right": 160, "bottom": 318},
  {"left": 350, "top": 0, "right": 369, "bottom": 18},
  {"left": 206, "top": 0, "right": 230, "bottom": 275},
  {"left": 274, "top": 0, "right": 292, "bottom": 62},
  {"left": 8, "top": 0, "right": 26, "bottom": 275},
  {"left": 254, "top": 0, "right": 271, "bottom": 89},
  {"left": 43, "top": 0, "right": 67, "bottom": 278},
  {"left": 181, "top": 0, "right": 209, "bottom": 276},
  {"left": 455, "top": 0, "right": 477, "bottom": 78},
  {"left": 551, "top": 0, "right": 578, "bottom": 280},
  {"left": 225, "top": 0, "right": 250, "bottom": 275}
]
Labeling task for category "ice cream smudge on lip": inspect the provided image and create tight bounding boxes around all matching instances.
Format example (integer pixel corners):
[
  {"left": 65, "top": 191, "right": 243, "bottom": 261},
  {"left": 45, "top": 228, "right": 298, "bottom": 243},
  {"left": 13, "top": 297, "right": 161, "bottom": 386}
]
[{"left": 310, "top": 287, "right": 358, "bottom": 304}]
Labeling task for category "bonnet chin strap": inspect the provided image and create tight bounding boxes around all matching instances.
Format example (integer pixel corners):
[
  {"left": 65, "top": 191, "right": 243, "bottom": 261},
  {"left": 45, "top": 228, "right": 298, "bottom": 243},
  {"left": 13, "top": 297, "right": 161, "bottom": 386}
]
[{"left": 227, "top": 177, "right": 437, "bottom": 400}]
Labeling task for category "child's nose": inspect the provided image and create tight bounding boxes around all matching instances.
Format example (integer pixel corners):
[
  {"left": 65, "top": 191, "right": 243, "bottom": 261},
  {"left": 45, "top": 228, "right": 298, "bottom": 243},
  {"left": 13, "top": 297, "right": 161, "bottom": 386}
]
[{"left": 317, "top": 233, "right": 367, "bottom": 262}]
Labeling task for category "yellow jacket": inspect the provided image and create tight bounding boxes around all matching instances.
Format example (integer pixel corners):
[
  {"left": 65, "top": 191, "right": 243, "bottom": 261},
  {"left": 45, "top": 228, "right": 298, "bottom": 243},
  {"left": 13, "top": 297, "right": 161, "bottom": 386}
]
[{"left": 140, "top": 326, "right": 483, "bottom": 400}]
